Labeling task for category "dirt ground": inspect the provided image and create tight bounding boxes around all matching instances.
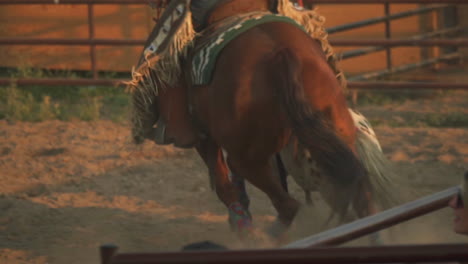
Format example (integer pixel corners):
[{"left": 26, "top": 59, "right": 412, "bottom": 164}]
[{"left": 0, "top": 89, "right": 467, "bottom": 264}]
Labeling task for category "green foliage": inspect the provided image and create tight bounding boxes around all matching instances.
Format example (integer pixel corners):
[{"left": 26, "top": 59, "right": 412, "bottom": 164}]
[
  {"left": 79, "top": 96, "right": 102, "bottom": 121},
  {"left": 1, "top": 66, "right": 464, "bottom": 128},
  {"left": 0, "top": 67, "right": 130, "bottom": 122},
  {"left": 38, "top": 96, "right": 61, "bottom": 121},
  {"left": 4, "top": 85, "right": 36, "bottom": 121},
  {"left": 351, "top": 89, "right": 466, "bottom": 128}
]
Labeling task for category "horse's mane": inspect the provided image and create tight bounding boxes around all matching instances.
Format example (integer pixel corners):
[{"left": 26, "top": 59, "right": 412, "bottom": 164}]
[{"left": 126, "top": 1, "right": 197, "bottom": 142}]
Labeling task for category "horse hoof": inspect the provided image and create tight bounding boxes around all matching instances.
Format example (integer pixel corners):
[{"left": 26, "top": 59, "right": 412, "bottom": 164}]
[
  {"left": 229, "top": 217, "right": 253, "bottom": 234},
  {"left": 228, "top": 202, "right": 253, "bottom": 233},
  {"left": 229, "top": 213, "right": 253, "bottom": 232}
]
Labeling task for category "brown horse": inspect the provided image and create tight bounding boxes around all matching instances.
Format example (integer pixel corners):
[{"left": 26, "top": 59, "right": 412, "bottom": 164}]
[
  {"left": 197, "top": 21, "right": 365, "bottom": 234},
  {"left": 130, "top": 0, "right": 395, "bottom": 240}
]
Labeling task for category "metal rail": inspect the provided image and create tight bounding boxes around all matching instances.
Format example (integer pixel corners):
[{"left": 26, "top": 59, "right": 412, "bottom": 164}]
[
  {"left": 384, "top": 2, "right": 392, "bottom": 70},
  {"left": 349, "top": 52, "right": 461, "bottom": 81},
  {"left": 88, "top": 4, "right": 97, "bottom": 78},
  {"left": 330, "top": 38, "right": 468, "bottom": 47},
  {"left": 100, "top": 244, "right": 468, "bottom": 264},
  {"left": 284, "top": 186, "right": 460, "bottom": 248},
  {"left": 339, "top": 26, "right": 462, "bottom": 59},
  {"left": 341, "top": 46, "right": 388, "bottom": 60},
  {"left": 327, "top": 5, "right": 446, "bottom": 34}
]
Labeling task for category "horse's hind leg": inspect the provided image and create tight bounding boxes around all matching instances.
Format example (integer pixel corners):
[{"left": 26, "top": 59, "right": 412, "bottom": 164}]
[
  {"left": 196, "top": 139, "right": 252, "bottom": 232},
  {"left": 229, "top": 153, "right": 288, "bottom": 220},
  {"left": 228, "top": 156, "right": 300, "bottom": 238},
  {"left": 230, "top": 173, "right": 250, "bottom": 214},
  {"left": 229, "top": 153, "right": 290, "bottom": 229}
]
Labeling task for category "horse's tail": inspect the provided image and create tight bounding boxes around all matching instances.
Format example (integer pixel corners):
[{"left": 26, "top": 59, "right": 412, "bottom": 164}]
[
  {"left": 271, "top": 48, "right": 365, "bottom": 215},
  {"left": 351, "top": 109, "right": 401, "bottom": 210}
]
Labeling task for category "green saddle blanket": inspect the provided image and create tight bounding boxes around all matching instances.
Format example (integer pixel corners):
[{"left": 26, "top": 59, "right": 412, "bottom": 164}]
[{"left": 190, "top": 12, "right": 305, "bottom": 86}]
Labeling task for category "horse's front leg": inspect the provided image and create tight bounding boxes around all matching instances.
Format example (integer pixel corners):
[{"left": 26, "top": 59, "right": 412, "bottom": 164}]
[{"left": 196, "top": 139, "right": 252, "bottom": 234}]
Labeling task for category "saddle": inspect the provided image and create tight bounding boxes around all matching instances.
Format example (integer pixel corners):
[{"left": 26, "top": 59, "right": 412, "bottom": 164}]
[{"left": 189, "top": 13, "right": 304, "bottom": 86}]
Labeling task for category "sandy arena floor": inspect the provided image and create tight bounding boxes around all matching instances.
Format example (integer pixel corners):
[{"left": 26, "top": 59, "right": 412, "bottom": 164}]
[{"left": 0, "top": 90, "right": 467, "bottom": 264}]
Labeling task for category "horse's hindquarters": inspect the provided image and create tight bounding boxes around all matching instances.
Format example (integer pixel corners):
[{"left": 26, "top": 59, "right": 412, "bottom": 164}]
[{"left": 192, "top": 20, "right": 365, "bottom": 233}]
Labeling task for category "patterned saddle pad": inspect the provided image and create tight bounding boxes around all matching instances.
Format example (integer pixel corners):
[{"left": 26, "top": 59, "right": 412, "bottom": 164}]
[{"left": 190, "top": 12, "right": 305, "bottom": 86}]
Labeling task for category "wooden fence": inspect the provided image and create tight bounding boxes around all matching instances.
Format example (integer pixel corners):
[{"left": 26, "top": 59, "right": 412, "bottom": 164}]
[{"left": 0, "top": 0, "right": 467, "bottom": 90}]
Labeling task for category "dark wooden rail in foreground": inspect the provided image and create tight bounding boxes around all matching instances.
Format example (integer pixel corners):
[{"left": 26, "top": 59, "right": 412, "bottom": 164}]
[{"left": 100, "top": 244, "right": 468, "bottom": 264}]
